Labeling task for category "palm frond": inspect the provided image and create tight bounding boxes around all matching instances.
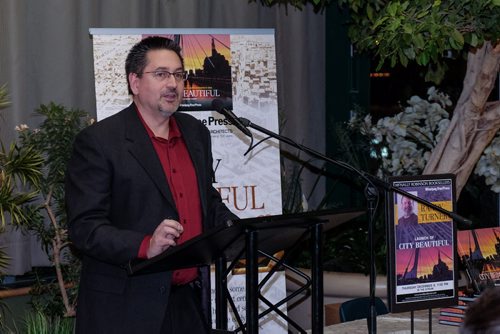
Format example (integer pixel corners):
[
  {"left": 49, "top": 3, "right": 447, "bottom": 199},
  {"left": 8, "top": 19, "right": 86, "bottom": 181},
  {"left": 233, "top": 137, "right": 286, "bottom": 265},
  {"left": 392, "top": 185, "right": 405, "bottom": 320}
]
[{"left": 0, "top": 84, "right": 10, "bottom": 110}]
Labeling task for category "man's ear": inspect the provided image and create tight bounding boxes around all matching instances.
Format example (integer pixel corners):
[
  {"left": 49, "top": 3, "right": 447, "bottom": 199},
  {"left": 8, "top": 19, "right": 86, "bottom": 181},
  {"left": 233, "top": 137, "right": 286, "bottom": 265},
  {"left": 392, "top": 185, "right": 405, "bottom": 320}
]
[{"left": 129, "top": 73, "right": 140, "bottom": 95}]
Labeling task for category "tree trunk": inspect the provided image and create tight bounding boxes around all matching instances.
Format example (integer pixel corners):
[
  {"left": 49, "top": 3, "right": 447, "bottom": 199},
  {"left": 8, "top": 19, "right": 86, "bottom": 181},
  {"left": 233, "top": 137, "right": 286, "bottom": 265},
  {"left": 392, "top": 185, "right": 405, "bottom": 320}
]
[{"left": 423, "top": 41, "right": 500, "bottom": 196}]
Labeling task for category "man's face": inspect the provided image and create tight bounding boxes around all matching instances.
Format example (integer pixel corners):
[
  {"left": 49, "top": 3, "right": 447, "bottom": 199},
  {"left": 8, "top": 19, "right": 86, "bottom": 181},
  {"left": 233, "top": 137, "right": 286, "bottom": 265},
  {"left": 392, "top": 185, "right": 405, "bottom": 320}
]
[
  {"left": 402, "top": 197, "right": 414, "bottom": 216},
  {"left": 129, "top": 49, "right": 184, "bottom": 117}
]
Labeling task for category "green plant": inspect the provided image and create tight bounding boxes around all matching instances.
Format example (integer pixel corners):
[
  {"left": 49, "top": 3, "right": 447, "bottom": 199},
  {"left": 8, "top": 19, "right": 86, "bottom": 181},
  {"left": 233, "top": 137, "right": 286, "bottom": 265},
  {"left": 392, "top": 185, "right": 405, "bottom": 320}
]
[
  {"left": 254, "top": 0, "right": 332, "bottom": 12},
  {"left": 0, "top": 298, "right": 22, "bottom": 334},
  {"left": 13, "top": 102, "right": 92, "bottom": 318},
  {"left": 24, "top": 311, "right": 73, "bottom": 334},
  {"left": 1, "top": 85, "right": 44, "bottom": 232},
  {"left": 255, "top": 0, "right": 500, "bottom": 197},
  {"left": 1, "top": 84, "right": 45, "bottom": 332},
  {"left": 0, "top": 83, "right": 10, "bottom": 110},
  {"left": 0, "top": 143, "right": 44, "bottom": 229}
]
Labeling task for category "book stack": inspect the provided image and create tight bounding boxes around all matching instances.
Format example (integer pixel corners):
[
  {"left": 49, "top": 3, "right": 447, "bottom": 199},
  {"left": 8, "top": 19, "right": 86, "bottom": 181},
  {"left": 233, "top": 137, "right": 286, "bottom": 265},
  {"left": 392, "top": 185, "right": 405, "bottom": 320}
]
[{"left": 438, "top": 292, "right": 478, "bottom": 327}]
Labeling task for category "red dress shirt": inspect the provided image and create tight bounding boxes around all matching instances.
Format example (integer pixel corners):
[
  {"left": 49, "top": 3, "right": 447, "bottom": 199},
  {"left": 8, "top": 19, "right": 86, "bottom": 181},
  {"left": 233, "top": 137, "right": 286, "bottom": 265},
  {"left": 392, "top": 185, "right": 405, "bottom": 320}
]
[{"left": 137, "top": 111, "right": 202, "bottom": 285}]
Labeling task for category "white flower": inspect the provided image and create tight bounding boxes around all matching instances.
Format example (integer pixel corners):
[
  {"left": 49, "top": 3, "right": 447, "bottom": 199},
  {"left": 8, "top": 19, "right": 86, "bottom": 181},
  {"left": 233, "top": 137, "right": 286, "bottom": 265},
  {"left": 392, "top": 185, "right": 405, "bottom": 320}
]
[
  {"left": 350, "top": 86, "right": 499, "bottom": 193},
  {"left": 475, "top": 133, "right": 500, "bottom": 193},
  {"left": 15, "top": 124, "right": 29, "bottom": 131}
]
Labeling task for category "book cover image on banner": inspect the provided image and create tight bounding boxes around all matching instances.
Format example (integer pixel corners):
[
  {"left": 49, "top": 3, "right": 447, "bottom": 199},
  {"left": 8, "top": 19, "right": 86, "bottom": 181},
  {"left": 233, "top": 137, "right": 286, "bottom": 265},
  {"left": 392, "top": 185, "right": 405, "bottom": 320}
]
[
  {"left": 177, "top": 34, "right": 232, "bottom": 111},
  {"left": 386, "top": 174, "right": 458, "bottom": 313}
]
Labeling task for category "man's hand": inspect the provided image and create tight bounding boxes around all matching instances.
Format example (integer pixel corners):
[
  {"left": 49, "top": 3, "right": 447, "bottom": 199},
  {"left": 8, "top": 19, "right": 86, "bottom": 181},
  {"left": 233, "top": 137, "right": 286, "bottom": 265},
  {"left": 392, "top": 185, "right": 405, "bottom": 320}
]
[{"left": 147, "top": 219, "right": 183, "bottom": 258}]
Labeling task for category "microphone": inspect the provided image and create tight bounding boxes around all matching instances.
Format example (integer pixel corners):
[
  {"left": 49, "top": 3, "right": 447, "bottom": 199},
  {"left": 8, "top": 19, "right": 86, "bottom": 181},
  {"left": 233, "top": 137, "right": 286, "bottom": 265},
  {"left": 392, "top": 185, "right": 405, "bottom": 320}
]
[{"left": 211, "top": 99, "right": 252, "bottom": 137}]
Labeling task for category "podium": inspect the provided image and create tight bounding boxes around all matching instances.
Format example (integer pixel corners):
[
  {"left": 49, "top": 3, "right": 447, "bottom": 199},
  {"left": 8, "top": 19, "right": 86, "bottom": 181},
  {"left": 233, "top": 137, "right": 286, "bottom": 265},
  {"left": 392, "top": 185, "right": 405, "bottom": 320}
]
[{"left": 128, "top": 208, "right": 364, "bottom": 333}]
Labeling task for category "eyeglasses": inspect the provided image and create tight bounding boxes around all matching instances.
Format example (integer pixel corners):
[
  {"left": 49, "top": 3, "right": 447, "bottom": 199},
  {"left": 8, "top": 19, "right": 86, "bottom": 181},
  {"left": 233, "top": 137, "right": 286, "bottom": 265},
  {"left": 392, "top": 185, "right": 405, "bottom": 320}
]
[{"left": 140, "top": 70, "right": 188, "bottom": 82}]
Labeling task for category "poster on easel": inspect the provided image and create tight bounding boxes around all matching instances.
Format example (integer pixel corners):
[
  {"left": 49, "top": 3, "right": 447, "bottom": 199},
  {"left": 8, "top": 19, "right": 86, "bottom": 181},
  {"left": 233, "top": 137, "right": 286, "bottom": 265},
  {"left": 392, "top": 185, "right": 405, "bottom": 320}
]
[
  {"left": 386, "top": 174, "right": 458, "bottom": 312},
  {"left": 89, "top": 28, "right": 285, "bottom": 333}
]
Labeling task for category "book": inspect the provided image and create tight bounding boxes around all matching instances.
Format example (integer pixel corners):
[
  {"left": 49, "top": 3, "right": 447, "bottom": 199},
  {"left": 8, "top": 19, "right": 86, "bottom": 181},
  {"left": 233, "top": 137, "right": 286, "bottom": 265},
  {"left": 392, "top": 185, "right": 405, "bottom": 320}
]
[
  {"left": 440, "top": 307, "right": 465, "bottom": 318},
  {"left": 457, "top": 227, "right": 500, "bottom": 293},
  {"left": 437, "top": 289, "right": 481, "bottom": 326},
  {"left": 438, "top": 315, "right": 463, "bottom": 327}
]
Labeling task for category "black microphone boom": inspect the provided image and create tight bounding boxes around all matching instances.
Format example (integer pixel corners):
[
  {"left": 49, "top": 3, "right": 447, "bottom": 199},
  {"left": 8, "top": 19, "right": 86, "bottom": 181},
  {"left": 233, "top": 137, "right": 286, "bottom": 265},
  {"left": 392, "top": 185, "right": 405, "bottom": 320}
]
[{"left": 211, "top": 99, "right": 252, "bottom": 137}]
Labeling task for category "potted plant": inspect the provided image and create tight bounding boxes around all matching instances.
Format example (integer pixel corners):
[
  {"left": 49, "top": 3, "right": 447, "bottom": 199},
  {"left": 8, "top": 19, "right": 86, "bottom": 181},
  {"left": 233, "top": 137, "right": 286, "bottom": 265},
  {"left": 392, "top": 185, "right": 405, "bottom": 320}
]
[
  {"left": 13, "top": 102, "right": 92, "bottom": 320},
  {"left": 1, "top": 98, "right": 91, "bottom": 332},
  {"left": 0, "top": 84, "right": 44, "bottom": 332}
]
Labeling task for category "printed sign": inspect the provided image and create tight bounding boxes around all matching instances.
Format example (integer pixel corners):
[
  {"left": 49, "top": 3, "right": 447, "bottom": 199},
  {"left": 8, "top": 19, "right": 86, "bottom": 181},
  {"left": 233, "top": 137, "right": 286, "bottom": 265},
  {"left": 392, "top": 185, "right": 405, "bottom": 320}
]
[{"left": 387, "top": 174, "right": 458, "bottom": 312}]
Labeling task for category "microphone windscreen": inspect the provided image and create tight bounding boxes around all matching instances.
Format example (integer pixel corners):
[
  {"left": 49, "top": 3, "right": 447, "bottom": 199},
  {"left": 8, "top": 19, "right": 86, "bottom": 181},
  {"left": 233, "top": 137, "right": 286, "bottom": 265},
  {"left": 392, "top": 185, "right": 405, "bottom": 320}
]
[{"left": 211, "top": 99, "right": 224, "bottom": 112}]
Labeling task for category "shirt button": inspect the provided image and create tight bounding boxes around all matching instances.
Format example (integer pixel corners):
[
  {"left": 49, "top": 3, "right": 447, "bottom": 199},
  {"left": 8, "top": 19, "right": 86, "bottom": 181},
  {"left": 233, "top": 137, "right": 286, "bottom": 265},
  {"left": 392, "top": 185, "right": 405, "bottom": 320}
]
[
  {"left": 159, "top": 286, "right": 166, "bottom": 295},
  {"left": 179, "top": 193, "right": 183, "bottom": 198},
  {"left": 172, "top": 168, "right": 176, "bottom": 173}
]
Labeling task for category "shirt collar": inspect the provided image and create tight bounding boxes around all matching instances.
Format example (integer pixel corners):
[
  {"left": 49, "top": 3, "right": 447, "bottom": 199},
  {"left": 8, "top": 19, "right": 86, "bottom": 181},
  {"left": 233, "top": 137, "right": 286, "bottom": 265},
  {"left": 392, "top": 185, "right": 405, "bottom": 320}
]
[{"left": 135, "top": 106, "right": 182, "bottom": 140}]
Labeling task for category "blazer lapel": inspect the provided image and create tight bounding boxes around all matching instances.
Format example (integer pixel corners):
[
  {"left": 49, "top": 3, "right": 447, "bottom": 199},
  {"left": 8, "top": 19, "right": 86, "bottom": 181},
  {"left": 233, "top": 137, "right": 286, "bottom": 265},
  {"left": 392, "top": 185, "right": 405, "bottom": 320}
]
[{"left": 122, "top": 106, "right": 176, "bottom": 208}]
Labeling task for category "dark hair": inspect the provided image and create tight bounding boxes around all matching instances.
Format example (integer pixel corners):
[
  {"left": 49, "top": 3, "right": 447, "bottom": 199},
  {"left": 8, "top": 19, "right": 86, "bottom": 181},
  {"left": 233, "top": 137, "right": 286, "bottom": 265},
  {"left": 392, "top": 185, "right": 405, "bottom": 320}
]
[
  {"left": 461, "top": 287, "right": 500, "bottom": 333},
  {"left": 125, "top": 36, "right": 184, "bottom": 95},
  {"left": 400, "top": 195, "right": 414, "bottom": 204}
]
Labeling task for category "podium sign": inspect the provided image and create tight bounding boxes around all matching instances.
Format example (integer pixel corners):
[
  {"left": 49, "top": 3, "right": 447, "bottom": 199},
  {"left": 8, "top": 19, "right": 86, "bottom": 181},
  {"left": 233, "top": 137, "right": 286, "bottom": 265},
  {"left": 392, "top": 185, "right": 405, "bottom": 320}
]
[{"left": 210, "top": 270, "right": 288, "bottom": 333}]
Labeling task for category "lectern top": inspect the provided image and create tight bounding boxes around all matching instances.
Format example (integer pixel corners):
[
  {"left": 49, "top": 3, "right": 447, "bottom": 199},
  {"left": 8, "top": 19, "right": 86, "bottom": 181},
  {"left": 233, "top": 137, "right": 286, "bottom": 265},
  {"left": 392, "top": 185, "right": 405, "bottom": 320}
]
[{"left": 128, "top": 208, "right": 365, "bottom": 275}]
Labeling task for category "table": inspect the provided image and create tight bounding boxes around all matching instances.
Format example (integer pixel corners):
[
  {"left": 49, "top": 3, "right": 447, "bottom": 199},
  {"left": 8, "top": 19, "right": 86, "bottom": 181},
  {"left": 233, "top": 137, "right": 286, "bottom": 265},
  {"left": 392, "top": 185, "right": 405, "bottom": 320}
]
[{"left": 320, "top": 309, "right": 460, "bottom": 334}]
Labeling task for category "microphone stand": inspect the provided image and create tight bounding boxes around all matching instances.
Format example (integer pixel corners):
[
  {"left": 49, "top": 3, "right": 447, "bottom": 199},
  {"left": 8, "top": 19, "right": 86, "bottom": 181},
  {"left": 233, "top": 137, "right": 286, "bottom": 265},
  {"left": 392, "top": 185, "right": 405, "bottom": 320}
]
[{"left": 237, "top": 117, "right": 470, "bottom": 334}]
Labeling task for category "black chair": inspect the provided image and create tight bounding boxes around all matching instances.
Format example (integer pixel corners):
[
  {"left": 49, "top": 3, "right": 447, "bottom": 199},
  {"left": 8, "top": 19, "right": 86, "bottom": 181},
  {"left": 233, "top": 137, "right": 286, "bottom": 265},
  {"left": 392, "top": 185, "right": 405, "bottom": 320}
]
[{"left": 339, "top": 297, "right": 389, "bottom": 322}]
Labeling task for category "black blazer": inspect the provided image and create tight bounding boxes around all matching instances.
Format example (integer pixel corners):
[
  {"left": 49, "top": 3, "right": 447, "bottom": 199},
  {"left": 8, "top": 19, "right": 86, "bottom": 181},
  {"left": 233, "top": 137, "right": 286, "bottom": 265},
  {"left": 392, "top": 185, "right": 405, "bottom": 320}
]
[{"left": 66, "top": 103, "right": 237, "bottom": 333}]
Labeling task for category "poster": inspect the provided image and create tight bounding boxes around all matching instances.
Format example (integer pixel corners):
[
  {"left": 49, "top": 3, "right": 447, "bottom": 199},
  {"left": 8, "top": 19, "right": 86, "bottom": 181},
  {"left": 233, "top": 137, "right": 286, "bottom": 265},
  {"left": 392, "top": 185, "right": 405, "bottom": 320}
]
[{"left": 387, "top": 174, "right": 458, "bottom": 312}]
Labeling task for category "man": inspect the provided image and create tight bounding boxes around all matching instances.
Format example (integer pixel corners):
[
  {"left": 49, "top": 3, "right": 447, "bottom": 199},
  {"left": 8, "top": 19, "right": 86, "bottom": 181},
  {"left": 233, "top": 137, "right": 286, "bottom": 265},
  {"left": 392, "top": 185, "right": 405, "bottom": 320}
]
[
  {"left": 398, "top": 195, "right": 418, "bottom": 227},
  {"left": 66, "top": 36, "right": 237, "bottom": 333}
]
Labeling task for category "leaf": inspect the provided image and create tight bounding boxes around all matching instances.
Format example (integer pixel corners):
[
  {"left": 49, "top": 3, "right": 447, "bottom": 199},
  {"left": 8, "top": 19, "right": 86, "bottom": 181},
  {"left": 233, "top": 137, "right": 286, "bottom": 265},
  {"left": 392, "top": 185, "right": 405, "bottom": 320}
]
[
  {"left": 387, "top": 2, "right": 398, "bottom": 16},
  {"left": 372, "top": 16, "right": 389, "bottom": 30},
  {"left": 399, "top": 51, "right": 409, "bottom": 67},
  {"left": 424, "top": 62, "right": 447, "bottom": 84},
  {"left": 470, "top": 33, "right": 479, "bottom": 47},
  {"left": 403, "top": 47, "right": 416, "bottom": 60},
  {"left": 387, "top": 18, "right": 401, "bottom": 31},
  {"left": 493, "top": 0, "right": 500, "bottom": 6},
  {"left": 432, "top": 0, "right": 441, "bottom": 8},
  {"left": 416, "top": 9, "right": 429, "bottom": 19},
  {"left": 367, "top": 5, "right": 374, "bottom": 21},
  {"left": 450, "top": 29, "right": 464, "bottom": 49},
  {"left": 417, "top": 52, "right": 430, "bottom": 66},
  {"left": 403, "top": 24, "right": 413, "bottom": 34},
  {"left": 390, "top": 54, "right": 397, "bottom": 67},
  {"left": 449, "top": 36, "right": 460, "bottom": 50},
  {"left": 413, "top": 34, "right": 425, "bottom": 50}
]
